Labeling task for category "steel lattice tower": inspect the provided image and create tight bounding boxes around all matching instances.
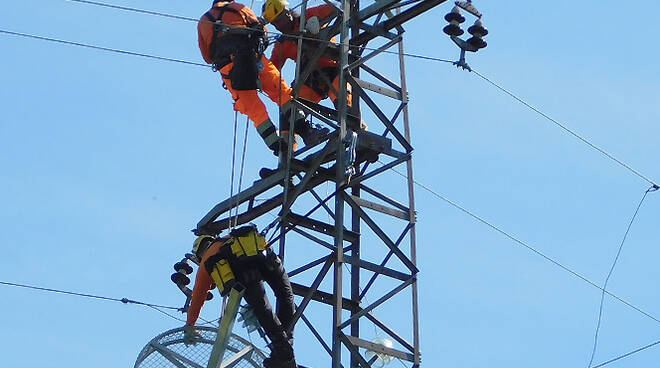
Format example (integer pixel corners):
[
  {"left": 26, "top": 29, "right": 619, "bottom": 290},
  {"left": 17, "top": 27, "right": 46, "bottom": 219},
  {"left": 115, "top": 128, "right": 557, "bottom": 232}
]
[{"left": 196, "top": 1, "right": 448, "bottom": 366}]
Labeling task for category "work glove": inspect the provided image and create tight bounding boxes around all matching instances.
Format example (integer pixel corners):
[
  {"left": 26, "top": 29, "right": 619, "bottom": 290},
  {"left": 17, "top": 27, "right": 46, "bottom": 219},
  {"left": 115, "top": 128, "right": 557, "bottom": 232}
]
[
  {"left": 183, "top": 325, "right": 202, "bottom": 346},
  {"left": 305, "top": 16, "right": 321, "bottom": 35}
]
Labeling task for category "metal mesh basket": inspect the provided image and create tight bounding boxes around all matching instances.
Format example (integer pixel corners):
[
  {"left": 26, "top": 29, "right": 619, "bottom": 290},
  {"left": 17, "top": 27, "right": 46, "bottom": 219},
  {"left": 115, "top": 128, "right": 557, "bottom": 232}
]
[{"left": 134, "top": 326, "right": 265, "bottom": 368}]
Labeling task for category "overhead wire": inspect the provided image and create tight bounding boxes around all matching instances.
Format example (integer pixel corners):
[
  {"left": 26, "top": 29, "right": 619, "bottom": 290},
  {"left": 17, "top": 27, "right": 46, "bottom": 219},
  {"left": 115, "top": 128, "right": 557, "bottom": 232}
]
[
  {"left": 592, "top": 339, "right": 660, "bottom": 368},
  {"left": 0, "top": 29, "right": 209, "bottom": 68},
  {"left": 381, "top": 162, "right": 660, "bottom": 325},
  {"left": 587, "top": 185, "right": 658, "bottom": 367},
  {"left": 61, "top": 0, "right": 456, "bottom": 64},
  {"left": 470, "top": 68, "right": 658, "bottom": 188},
  {"left": 0, "top": 280, "right": 222, "bottom": 325},
  {"left": 0, "top": 280, "right": 180, "bottom": 310}
]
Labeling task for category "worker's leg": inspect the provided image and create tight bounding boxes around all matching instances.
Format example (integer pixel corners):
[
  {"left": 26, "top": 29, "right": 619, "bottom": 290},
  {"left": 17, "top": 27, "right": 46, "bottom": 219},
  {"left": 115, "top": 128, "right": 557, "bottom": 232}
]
[
  {"left": 258, "top": 55, "right": 293, "bottom": 108},
  {"left": 239, "top": 268, "right": 294, "bottom": 361},
  {"left": 328, "top": 74, "right": 353, "bottom": 108},
  {"left": 260, "top": 250, "right": 296, "bottom": 337},
  {"left": 299, "top": 84, "right": 324, "bottom": 104},
  {"left": 221, "top": 62, "right": 280, "bottom": 152}
]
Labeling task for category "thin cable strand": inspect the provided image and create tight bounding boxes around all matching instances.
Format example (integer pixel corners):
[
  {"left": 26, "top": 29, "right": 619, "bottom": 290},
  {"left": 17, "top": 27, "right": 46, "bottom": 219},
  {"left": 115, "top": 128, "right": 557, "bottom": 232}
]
[
  {"left": 66, "top": 0, "right": 198, "bottom": 21},
  {"left": 587, "top": 186, "right": 657, "bottom": 367},
  {"left": 62, "top": 0, "right": 455, "bottom": 63},
  {"left": 471, "top": 68, "right": 658, "bottom": 187},
  {"left": 0, "top": 29, "right": 210, "bottom": 67},
  {"left": 592, "top": 339, "right": 660, "bottom": 368},
  {"left": 0, "top": 280, "right": 180, "bottom": 310},
  {"left": 382, "top": 162, "right": 660, "bottom": 325}
]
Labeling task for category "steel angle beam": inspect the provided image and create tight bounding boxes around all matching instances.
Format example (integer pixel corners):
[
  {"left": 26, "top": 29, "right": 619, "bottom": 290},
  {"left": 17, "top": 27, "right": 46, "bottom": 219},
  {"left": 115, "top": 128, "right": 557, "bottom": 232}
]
[
  {"left": 280, "top": 137, "right": 339, "bottom": 219},
  {"left": 346, "top": 335, "right": 415, "bottom": 361},
  {"left": 351, "top": 0, "right": 448, "bottom": 46},
  {"left": 360, "top": 64, "right": 402, "bottom": 93},
  {"left": 359, "top": 184, "right": 410, "bottom": 213},
  {"left": 356, "top": 0, "right": 403, "bottom": 23},
  {"left": 349, "top": 195, "right": 409, "bottom": 219},
  {"left": 347, "top": 30, "right": 402, "bottom": 67},
  {"left": 286, "top": 213, "right": 360, "bottom": 243},
  {"left": 338, "top": 333, "right": 372, "bottom": 368},
  {"left": 296, "top": 99, "right": 362, "bottom": 128},
  {"left": 343, "top": 255, "right": 411, "bottom": 281},
  {"left": 291, "top": 282, "right": 360, "bottom": 312},
  {"left": 219, "top": 346, "right": 253, "bottom": 368},
  {"left": 300, "top": 313, "right": 333, "bottom": 357},
  {"left": 360, "top": 223, "right": 413, "bottom": 299},
  {"left": 350, "top": 75, "right": 412, "bottom": 152},
  {"left": 289, "top": 256, "right": 334, "bottom": 329},
  {"left": 365, "top": 312, "right": 415, "bottom": 352},
  {"left": 202, "top": 171, "right": 333, "bottom": 234},
  {"left": 339, "top": 277, "right": 415, "bottom": 329},
  {"left": 343, "top": 193, "right": 418, "bottom": 273},
  {"left": 290, "top": 226, "right": 337, "bottom": 251},
  {"left": 197, "top": 170, "right": 287, "bottom": 229},
  {"left": 352, "top": 78, "right": 401, "bottom": 100},
  {"left": 288, "top": 255, "right": 332, "bottom": 277}
]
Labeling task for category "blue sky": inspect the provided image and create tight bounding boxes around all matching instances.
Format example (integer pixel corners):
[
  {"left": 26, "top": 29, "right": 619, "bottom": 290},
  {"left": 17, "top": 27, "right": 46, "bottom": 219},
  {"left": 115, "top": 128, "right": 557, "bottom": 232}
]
[{"left": 2, "top": 1, "right": 660, "bottom": 367}]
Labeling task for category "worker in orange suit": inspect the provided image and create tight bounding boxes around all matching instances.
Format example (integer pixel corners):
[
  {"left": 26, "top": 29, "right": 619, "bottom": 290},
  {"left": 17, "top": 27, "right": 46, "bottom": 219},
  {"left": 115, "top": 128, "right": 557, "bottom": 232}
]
[
  {"left": 198, "top": 0, "right": 328, "bottom": 153},
  {"left": 183, "top": 226, "right": 297, "bottom": 368},
  {"left": 262, "top": 0, "right": 352, "bottom": 111}
]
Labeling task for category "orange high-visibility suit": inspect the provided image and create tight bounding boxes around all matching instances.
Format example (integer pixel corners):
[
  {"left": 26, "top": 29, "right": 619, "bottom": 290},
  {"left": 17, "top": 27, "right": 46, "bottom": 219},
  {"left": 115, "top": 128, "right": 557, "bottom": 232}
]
[
  {"left": 198, "top": 1, "right": 294, "bottom": 152},
  {"left": 269, "top": 4, "right": 352, "bottom": 107}
]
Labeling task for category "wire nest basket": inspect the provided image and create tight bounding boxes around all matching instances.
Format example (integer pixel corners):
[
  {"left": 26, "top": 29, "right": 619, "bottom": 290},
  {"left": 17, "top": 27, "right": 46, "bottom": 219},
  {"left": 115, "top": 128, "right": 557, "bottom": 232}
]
[{"left": 134, "top": 326, "right": 265, "bottom": 368}]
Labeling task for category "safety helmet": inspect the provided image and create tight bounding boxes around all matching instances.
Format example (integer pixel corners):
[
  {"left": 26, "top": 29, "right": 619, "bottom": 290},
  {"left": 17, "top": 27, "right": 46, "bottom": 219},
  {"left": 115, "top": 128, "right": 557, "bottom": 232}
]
[
  {"left": 261, "top": 0, "right": 289, "bottom": 23},
  {"left": 192, "top": 235, "right": 215, "bottom": 259}
]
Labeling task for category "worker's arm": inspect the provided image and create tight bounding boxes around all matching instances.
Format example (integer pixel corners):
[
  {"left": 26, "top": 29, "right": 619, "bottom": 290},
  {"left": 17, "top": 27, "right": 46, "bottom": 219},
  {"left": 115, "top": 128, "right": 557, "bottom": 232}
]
[
  {"left": 198, "top": 15, "right": 215, "bottom": 64},
  {"left": 307, "top": 4, "right": 337, "bottom": 20},
  {"left": 186, "top": 263, "right": 214, "bottom": 326}
]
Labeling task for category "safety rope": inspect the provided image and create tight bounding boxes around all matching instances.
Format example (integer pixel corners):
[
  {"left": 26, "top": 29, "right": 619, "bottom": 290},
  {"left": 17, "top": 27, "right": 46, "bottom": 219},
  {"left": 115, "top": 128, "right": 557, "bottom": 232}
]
[
  {"left": 233, "top": 116, "right": 251, "bottom": 228},
  {"left": 228, "top": 111, "right": 239, "bottom": 231}
]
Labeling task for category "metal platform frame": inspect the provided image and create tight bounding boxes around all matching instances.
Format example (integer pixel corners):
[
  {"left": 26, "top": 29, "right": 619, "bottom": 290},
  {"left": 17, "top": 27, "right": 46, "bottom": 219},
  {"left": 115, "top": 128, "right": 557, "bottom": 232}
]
[{"left": 196, "top": 1, "right": 448, "bottom": 367}]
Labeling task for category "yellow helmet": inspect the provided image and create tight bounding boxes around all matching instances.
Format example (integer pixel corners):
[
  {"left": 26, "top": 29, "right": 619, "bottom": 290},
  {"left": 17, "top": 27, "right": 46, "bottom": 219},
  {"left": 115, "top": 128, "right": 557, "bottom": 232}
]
[
  {"left": 262, "top": 0, "right": 289, "bottom": 23},
  {"left": 192, "top": 235, "right": 215, "bottom": 259}
]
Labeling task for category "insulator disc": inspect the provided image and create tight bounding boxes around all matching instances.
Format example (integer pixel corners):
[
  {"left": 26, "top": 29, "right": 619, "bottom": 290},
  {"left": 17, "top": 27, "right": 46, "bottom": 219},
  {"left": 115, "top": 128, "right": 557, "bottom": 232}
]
[
  {"left": 443, "top": 24, "right": 464, "bottom": 36},
  {"left": 171, "top": 272, "right": 191, "bottom": 286},
  {"left": 467, "top": 36, "right": 487, "bottom": 49},
  {"left": 174, "top": 261, "right": 193, "bottom": 275},
  {"left": 444, "top": 12, "right": 465, "bottom": 23},
  {"left": 468, "top": 24, "right": 488, "bottom": 37}
]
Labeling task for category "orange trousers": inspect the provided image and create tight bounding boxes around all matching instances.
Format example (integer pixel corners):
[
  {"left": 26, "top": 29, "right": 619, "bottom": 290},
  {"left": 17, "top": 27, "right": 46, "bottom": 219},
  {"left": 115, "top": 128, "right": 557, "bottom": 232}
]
[
  {"left": 299, "top": 74, "right": 352, "bottom": 108},
  {"left": 220, "top": 55, "right": 293, "bottom": 129}
]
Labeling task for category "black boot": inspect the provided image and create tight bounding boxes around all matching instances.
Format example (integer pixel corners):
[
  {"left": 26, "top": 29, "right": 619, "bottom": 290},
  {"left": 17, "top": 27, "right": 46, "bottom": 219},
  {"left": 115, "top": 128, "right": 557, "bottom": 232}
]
[
  {"left": 264, "top": 338, "right": 296, "bottom": 368},
  {"left": 263, "top": 357, "right": 297, "bottom": 368},
  {"left": 294, "top": 119, "right": 330, "bottom": 146}
]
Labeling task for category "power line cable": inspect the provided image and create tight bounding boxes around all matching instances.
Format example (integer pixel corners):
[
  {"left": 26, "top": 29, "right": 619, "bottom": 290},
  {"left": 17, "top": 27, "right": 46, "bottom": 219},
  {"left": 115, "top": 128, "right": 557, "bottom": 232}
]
[
  {"left": 0, "top": 29, "right": 210, "bottom": 68},
  {"left": 587, "top": 185, "right": 658, "bottom": 367},
  {"left": 66, "top": 0, "right": 198, "bottom": 21},
  {"left": 381, "top": 162, "right": 660, "bottom": 325},
  {"left": 0, "top": 280, "right": 181, "bottom": 310},
  {"left": 62, "top": 0, "right": 455, "bottom": 64},
  {"left": 146, "top": 304, "right": 188, "bottom": 323},
  {"left": 0, "top": 279, "right": 224, "bottom": 325},
  {"left": 470, "top": 68, "right": 658, "bottom": 188},
  {"left": 592, "top": 339, "right": 660, "bottom": 368}
]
